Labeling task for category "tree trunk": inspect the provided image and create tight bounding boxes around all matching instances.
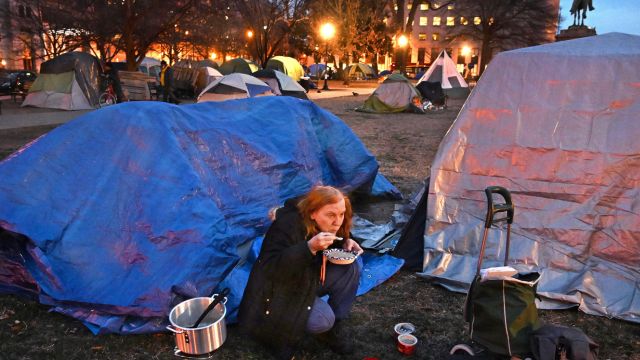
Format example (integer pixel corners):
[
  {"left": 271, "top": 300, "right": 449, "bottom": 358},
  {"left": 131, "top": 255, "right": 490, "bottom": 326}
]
[{"left": 479, "top": 32, "right": 492, "bottom": 76}]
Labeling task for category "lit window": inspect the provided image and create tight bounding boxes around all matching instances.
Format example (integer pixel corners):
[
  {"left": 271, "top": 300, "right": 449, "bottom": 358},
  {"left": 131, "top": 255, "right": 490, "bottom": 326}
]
[
  {"left": 474, "top": 17, "right": 481, "bottom": 25},
  {"left": 394, "top": 4, "right": 398, "bottom": 10},
  {"left": 407, "top": 3, "right": 412, "bottom": 9},
  {"left": 448, "top": 5, "right": 454, "bottom": 10},
  {"left": 419, "top": 17, "right": 428, "bottom": 26},
  {"left": 460, "top": 17, "right": 468, "bottom": 25},
  {"left": 420, "top": 4, "right": 429, "bottom": 10},
  {"left": 433, "top": 2, "right": 439, "bottom": 9},
  {"left": 432, "top": 33, "right": 440, "bottom": 41},
  {"left": 446, "top": 17, "right": 455, "bottom": 26},
  {"left": 418, "top": 33, "right": 427, "bottom": 41},
  {"left": 433, "top": 17, "right": 441, "bottom": 26}
]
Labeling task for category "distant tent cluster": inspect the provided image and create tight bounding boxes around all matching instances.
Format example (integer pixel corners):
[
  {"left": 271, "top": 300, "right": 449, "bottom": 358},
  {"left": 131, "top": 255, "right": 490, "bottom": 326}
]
[
  {"left": 193, "top": 56, "right": 310, "bottom": 103},
  {"left": 355, "top": 51, "right": 470, "bottom": 113}
]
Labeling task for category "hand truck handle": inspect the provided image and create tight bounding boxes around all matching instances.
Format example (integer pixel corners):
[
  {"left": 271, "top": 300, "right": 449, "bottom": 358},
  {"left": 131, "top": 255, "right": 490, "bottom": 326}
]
[
  {"left": 476, "top": 186, "right": 515, "bottom": 275},
  {"left": 484, "top": 186, "right": 514, "bottom": 228}
]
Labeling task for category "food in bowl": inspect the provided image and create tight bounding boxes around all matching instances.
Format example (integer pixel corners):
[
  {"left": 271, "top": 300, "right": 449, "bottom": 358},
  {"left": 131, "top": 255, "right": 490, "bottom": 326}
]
[{"left": 323, "top": 248, "right": 358, "bottom": 265}]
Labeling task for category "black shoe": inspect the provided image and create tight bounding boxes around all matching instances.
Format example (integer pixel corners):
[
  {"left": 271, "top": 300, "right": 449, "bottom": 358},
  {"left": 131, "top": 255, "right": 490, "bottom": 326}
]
[{"left": 317, "top": 320, "right": 354, "bottom": 355}]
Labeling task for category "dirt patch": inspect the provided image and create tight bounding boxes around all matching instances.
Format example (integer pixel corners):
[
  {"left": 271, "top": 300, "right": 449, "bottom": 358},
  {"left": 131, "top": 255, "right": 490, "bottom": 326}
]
[{"left": 0, "top": 97, "right": 639, "bottom": 359}]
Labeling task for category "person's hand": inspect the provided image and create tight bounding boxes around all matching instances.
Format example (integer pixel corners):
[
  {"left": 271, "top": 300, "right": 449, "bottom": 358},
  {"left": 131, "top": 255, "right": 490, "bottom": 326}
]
[
  {"left": 308, "top": 232, "right": 339, "bottom": 255},
  {"left": 343, "top": 238, "right": 363, "bottom": 256}
]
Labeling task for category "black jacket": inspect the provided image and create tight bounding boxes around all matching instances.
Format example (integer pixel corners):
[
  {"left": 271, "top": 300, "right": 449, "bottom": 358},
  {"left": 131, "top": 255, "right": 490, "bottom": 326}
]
[{"left": 238, "top": 199, "right": 321, "bottom": 354}]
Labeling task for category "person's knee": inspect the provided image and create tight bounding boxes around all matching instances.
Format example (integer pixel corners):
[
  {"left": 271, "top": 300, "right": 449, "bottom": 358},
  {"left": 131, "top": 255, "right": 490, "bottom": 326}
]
[{"left": 306, "top": 300, "right": 335, "bottom": 334}]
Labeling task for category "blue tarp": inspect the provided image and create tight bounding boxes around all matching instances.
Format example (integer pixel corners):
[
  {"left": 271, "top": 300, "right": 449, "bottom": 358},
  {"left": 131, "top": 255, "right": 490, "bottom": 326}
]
[{"left": 0, "top": 97, "right": 402, "bottom": 334}]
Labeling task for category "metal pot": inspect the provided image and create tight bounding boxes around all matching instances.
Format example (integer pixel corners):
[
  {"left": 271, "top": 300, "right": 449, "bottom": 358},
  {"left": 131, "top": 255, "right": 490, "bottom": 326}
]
[{"left": 167, "top": 294, "right": 228, "bottom": 355}]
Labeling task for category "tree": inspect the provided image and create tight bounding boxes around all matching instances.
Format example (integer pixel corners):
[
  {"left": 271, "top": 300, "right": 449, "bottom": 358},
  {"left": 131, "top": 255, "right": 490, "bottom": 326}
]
[
  {"left": 182, "top": 1, "right": 246, "bottom": 62},
  {"left": 235, "top": 0, "right": 311, "bottom": 67},
  {"left": 446, "top": 0, "right": 557, "bottom": 75},
  {"left": 7, "top": 0, "right": 83, "bottom": 64},
  {"left": 352, "top": 2, "right": 393, "bottom": 74},
  {"left": 387, "top": 1, "right": 453, "bottom": 73},
  {"left": 312, "top": 0, "right": 361, "bottom": 85}
]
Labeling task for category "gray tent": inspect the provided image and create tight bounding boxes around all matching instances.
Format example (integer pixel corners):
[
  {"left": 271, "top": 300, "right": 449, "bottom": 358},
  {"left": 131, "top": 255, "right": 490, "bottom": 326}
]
[
  {"left": 23, "top": 52, "right": 101, "bottom": 110},
  {"left": 356, "top": 73, "right": 422, "bottom": 113},
  {"left": 410, "top": 33, "right": 640, "bottom": 324}
]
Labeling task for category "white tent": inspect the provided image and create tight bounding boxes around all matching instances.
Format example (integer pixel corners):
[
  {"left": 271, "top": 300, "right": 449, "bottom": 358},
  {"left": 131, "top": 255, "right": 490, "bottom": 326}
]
[
  {"left": 197, "top": 73, "right": 273, "bottom": 103},
  {"left": 413, "top": 33, "right": 640, "bottom": 323},
  {"left": 193, "top": 66, "right": 224, "bottom": 94},
  {"left": 252, "top": 69, "right": 308, "bottom": 100},
  {"left": 417, "top": 50, "right": 469, "bottom": 98}
]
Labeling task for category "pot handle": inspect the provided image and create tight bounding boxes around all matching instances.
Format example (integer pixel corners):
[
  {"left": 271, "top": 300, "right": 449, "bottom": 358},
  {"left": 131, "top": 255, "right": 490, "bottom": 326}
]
[
  {"left": 166, "top": 325, "right": 184, "bottom": 334},
  {"left": 209, "top": 287, "right": 230, "bottom": 303},
  {"left": 191, "top": 287, "right": 230, "bottom": 328}
]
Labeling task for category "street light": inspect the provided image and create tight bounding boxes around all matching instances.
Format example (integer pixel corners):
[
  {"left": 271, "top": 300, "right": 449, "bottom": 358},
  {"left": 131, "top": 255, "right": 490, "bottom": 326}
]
[
  {"left": 461, "top": 46, "right": 471, "bottom": 79},
  {"left": 397, "top": 34, "right": 408, "bottom": 75},
  {"left": 320, "top": 22, "right": 335, "bottom": 91}
]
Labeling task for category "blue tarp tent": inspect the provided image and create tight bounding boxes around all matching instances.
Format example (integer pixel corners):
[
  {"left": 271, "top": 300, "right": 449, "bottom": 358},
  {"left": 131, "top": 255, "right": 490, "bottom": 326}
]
[{"left": 0, "top": 97, "right": 402, "bottom": 334}]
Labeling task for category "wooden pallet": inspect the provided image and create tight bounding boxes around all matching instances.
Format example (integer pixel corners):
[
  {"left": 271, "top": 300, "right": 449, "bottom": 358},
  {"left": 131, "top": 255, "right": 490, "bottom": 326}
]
[{"left": 119, "top": 71, "right": 157, "bottom": 101}]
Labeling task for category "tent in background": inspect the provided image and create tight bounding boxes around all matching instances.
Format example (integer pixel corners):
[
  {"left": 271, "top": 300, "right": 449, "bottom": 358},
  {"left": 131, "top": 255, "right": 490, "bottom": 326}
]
[
  {"left": 196, "top": 59, "right": 220, "bottom": 69},
  {"left": 22, "top": 52, "right": 101, "bottom": 110},
  {"left": 219, "top": 58, "right": 260, "bottom": 75},
  {"left": 417, "top": 50, "right": 469, "bottom": 99},
  {"left": 397, "top": 33, "right": 640, "bottom": 324},
  {"left": 356, "top": 73, "right": 422, "bottom": 113},
  {"left": 253, "top": 69, "right": 308, "bottom": 100},
  {"left": 265, "top": 56, "right": 305, "bottom": 81},
  {"left": 197, "top": 73, "right": 272, "bottom": 102},
  {"left": 347, "top": 63, "right": 375, "bottom": 80},
  {"left": 194, "top": 66, "right": 223, "bottom": 95},
  {"left": 0, "top": 97, "right": 402, "bottom": 334},
  {"left": 308, "top": 63, "right": 327, "bottom": 79}
]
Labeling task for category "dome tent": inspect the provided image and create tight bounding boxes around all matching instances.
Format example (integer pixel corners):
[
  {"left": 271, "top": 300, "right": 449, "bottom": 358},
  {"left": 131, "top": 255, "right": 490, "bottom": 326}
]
[
  {"left": 194, "top": 66, "right": 224, "bottom": 95},
  {"left": 253, "top": 68, "right": 308, "bottom": 100},
  {"left": 219, "top": 58, "right": 260, "bottom": 75},
  {"left": 356, "top": 73, "right": 423, "bottom": 113},
  {"left": 197, "top": 73, "right": 273, "bottom": 102},
  {"left": 265, "top": 56, "right": 305, "bottom": 81},
  {"left": 395, "top": 33, "right": 640, "bottom": 324},
  {"left": 23, "top": 52, "right": 101, "bottom": 110},
  {"left": 347, "top": 63, "right": 375, "bottom": 80}
]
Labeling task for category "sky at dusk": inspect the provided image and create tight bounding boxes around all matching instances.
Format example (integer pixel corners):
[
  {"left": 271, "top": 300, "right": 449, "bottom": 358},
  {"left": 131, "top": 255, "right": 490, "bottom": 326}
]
[{"left": 558, "top": 0, "right": 640, "bottom": 35}]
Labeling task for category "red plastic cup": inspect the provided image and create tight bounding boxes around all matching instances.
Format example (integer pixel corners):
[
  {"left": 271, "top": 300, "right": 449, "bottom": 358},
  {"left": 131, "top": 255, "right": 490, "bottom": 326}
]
[{"left": 397, "top": 333, "right": 418, "bottom": 356}]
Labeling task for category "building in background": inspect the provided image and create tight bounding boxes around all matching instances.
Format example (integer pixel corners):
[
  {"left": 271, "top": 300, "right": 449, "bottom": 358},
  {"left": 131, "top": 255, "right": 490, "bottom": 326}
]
[
  {"left": 388, "top": 0, "right": 560, "bottom": 78},
  {"left": 0, "top": 0, "right": 42, "bottom": 70}
]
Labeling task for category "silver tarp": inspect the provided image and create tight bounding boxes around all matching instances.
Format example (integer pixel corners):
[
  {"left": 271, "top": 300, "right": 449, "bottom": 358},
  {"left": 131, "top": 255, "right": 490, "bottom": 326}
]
[{"left": 419, "top": 33, "right": 640, "bottom": 323}]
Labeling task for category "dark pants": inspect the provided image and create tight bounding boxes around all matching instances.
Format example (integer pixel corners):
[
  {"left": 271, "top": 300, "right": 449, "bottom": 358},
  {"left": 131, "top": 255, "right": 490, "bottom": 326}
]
[
  {"left": 305, "top": 260, "right": 361, "bottom": 334},
  {"left": 161, "top": 85, "right": 179, "bottom": 104}
]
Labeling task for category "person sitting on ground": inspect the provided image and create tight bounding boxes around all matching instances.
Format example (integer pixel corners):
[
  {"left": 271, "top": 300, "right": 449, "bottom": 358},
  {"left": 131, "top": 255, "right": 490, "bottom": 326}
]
[
  {"left": 159, "top": 60, "right": 180, "bottom": 104},
  {"left": 238, "top": 185, "right": 364, "bottom": 360}
]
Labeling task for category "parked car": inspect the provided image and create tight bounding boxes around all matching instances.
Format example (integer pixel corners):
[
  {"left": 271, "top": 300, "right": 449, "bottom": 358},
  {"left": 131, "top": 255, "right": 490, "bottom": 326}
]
[{"left": 0, "top": 70, "right": 37, "bottom": 95}]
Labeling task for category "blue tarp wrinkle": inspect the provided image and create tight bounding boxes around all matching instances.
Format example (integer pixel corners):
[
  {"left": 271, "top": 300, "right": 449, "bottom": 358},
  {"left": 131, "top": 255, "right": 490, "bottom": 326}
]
[{"left": 0, "top": 97, "right": 402, "bottom": 334}]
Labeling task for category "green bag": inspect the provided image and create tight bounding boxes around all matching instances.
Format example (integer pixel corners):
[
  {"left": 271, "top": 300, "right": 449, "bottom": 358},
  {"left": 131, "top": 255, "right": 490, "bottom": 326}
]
[
  {"left": 463, "top": 186, "right": 540, "bottom": 357},
  {"left": 465, "top": 272, "right": 540, "bottom": 357}
]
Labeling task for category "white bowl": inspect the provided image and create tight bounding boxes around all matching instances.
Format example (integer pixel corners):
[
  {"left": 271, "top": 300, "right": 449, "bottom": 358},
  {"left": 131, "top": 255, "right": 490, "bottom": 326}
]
[{"left": 323, "top": 248, "right": 358, "bottom": 265}]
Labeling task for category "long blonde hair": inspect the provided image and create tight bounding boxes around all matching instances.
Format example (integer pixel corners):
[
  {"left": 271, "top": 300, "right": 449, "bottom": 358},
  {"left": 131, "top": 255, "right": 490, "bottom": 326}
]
[{"left": 297, "top": 186, "right": 352, "bottom": 239}]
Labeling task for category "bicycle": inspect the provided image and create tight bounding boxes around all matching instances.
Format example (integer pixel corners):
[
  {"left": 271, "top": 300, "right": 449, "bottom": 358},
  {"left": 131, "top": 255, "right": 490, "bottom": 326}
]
[{"left": 98, "top": 74, "right": 117, "bottom": 108}]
